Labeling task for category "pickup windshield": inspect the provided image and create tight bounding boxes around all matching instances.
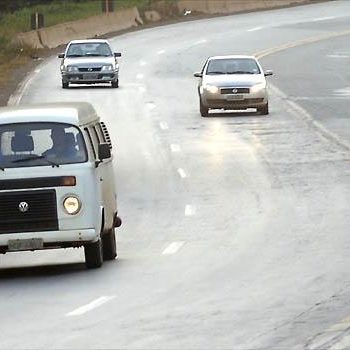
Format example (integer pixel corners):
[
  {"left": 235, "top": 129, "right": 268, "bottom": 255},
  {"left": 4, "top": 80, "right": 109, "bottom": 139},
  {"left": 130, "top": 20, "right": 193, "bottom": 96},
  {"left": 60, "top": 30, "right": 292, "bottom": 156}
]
[{"left": 0, "top": 122, "right": 87, "bottom": 169}]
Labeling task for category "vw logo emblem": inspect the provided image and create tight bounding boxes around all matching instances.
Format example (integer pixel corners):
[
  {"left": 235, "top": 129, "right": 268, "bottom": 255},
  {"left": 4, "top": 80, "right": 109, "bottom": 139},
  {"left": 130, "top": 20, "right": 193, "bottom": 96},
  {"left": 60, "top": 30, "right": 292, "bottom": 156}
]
[
  {"left": 88, "top": 68, "right": 93, "bottom": 72},
  {"left": 232, "top": 88, "right": 238, "bottom": 94},
  {"left": 18, "top": 201, "right": 29, "bottom": 213}
]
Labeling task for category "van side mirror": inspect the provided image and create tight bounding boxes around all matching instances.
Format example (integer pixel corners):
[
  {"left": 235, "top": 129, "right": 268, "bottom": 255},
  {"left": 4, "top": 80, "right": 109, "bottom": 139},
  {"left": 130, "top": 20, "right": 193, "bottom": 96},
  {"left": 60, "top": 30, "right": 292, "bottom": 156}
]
[
  {"left": 98, "top": 143, "right": 111, "bottom": 160},
  {"left": 193, "top": 72, "right": 203, "bottom": 78},
  {"left": 114, "top": 52, "right": 121, "bottom": 57},
  {"left": 58, "top": 53, "right": 65, "bottom": 58},
  {"left": 264, "top": 70, "right": 273, "bottom": 76}
]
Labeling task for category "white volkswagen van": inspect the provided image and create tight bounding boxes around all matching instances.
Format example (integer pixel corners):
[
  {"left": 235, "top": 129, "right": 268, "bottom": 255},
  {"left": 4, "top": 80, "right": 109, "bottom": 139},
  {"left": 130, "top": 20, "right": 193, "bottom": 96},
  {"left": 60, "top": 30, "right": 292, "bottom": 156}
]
[{"left": 0, "top": 102, "right": 121, "bottom": 269}]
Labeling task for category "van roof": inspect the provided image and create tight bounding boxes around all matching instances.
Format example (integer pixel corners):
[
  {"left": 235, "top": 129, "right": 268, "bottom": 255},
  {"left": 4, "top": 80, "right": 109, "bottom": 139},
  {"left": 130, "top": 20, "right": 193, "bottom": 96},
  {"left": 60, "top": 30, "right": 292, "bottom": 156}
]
[{"left": 0, "top": 102, "right": 99, "bottom": 126}]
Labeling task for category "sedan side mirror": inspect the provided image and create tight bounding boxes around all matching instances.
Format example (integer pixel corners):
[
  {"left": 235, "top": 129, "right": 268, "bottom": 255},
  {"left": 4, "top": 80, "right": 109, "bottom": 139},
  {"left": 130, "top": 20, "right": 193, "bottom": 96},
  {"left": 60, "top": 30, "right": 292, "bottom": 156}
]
[
  {"left": 264, "top": 70, "right": 273, "bottom": 76},
  {"left": 58, "top": 53, "right": 65, "bottom": 58},
  {"left": 114, "top": 52, "right": 121, "bottom": 57},
  {"left": 98, "top": 143, "right": 111, "bottom": 160},
  {"left": 193, "top": 72, "right": 203, "bottom": 78}
]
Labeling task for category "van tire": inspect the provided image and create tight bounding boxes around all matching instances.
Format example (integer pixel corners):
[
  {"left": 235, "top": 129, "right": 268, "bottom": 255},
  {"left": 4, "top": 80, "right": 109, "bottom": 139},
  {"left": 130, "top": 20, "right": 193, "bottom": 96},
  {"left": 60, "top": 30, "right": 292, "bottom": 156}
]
[
  {"left": 102, "top": 228, "right": 117, "bottom": 260},
  {"left": 84, "top": 239, "right": 103, "bottom": 268}
]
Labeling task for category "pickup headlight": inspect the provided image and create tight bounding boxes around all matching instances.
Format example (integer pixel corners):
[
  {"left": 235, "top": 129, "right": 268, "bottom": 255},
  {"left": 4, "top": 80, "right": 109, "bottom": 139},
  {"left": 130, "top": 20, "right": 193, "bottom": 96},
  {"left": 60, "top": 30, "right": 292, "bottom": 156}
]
[
  {"left": 205, "top": 85, "right": 219, "bottom": 94},
  {"left": 250, "top": 83, "right": 266, "bottom": 93},
  {"left": 101, "top": 65, "right": 113, "bottom": 71},
  {"left": 63, "top": 195, "right": 81, "bottom": 215},
  {"left": 67, "top": 66, "right": 79, "bottom": 72}
]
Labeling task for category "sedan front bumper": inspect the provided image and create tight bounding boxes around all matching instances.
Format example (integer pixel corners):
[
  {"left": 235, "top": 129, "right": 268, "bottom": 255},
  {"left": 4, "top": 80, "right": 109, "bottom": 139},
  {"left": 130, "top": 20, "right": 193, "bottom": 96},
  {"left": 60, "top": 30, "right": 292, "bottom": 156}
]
[{"left": 201, "top": 88, "right": 267, "bottom": 109}]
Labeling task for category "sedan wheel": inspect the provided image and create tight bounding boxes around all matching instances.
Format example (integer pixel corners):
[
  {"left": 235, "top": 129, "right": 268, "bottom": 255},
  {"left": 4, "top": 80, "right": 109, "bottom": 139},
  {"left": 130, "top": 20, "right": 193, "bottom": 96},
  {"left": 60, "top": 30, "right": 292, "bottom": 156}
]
[{"left": 200, "top": 99, "right": 209, "bottom": 117}]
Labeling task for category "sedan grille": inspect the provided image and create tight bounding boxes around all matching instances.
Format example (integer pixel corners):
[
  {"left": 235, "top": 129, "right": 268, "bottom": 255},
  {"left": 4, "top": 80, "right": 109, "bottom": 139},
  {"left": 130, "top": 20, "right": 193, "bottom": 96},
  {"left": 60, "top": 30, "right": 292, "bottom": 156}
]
[
  {"left": 78, "top": 67, "right": 101, "bottom": 72},
  {"left": 220, "top": 87, "right": 250, "bottom": 94},
  {"left": 0, "top": 190, "right": 58, "bottom": 234}
]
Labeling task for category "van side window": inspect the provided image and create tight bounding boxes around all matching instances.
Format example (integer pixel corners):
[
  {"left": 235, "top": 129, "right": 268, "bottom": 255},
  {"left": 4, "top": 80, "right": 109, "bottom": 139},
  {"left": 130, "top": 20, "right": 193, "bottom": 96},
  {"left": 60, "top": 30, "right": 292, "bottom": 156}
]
[
  {"left": 92, "top": 125, "right": 101, "bottom": 144},
  {"left": 95, "top": 124, "right": 105, "bottom": 144},
  {"left": 84, "top": 127, "right": 96, "bottom": 159},
  {"left": 99, "top": 122, "right": 112, "bottom": 149},
  {"left": 89, "top": 126, "right": 99, "bottom": 154}
]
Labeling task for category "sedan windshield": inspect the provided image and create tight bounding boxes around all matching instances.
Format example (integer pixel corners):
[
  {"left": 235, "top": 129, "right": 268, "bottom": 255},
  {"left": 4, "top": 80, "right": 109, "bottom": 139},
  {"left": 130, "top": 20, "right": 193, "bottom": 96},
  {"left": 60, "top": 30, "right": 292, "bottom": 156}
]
[
  {"left": 66, "top": 42, "right": 113, "bottom": 57},
  {"left": 0, "top": 122, "right": 87, "bottom": 169},
  {"left": 206, "top": 58, "right": 261, "bottom": 75}
]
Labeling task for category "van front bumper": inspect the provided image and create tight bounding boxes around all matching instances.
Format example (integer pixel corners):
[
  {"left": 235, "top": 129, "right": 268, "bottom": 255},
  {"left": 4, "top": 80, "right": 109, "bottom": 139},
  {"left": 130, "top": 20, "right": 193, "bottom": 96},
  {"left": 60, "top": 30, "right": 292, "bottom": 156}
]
[{"left": 0, "top": 228, "right": 99, "bottom": 253}]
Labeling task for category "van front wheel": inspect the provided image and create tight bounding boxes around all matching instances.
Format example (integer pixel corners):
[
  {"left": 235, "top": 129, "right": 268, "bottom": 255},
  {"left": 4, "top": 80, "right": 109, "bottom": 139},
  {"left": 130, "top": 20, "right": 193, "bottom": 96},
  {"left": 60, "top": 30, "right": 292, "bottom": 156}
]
[
  {"left": 84, "top": 239, "right": 103, "bottom": 268},
  {"left": 102, "top": 229, "right": 117, "bottom": 260}
]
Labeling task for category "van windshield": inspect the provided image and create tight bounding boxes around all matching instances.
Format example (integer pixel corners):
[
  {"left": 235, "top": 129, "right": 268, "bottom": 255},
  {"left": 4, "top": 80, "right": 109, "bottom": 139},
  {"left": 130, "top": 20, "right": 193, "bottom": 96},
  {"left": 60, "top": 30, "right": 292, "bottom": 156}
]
[{"left": 0, "top": 122, "right": 88, "bottom": 169}]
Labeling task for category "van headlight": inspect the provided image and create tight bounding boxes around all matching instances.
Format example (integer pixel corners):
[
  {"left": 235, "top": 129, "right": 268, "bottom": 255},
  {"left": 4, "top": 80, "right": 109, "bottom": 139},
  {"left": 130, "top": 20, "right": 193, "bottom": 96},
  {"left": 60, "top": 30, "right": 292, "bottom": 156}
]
[
  {"left": 250, "top": 83, "right": 266, "bottom": 93},
  {"left": 63, "top": 196, "right": 81, "bottom": 215},
  {"left": 205, "top": 85, "right": 219, "bottom": 94}
]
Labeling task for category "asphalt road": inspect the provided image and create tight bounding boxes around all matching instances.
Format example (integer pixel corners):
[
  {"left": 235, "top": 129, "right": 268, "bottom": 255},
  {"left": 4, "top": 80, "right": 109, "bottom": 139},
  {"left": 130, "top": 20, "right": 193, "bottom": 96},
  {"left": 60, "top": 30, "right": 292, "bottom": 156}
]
[{"left": 1, "top": 1, "right": 350, "bottom": 349}]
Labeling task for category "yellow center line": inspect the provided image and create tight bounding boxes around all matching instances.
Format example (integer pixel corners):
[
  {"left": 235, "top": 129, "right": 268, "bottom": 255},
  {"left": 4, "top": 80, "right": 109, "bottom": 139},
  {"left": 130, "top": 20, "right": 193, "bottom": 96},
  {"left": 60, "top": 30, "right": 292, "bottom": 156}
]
[{"left": 254, "top": 28, "right": 350, "bottom": 59}]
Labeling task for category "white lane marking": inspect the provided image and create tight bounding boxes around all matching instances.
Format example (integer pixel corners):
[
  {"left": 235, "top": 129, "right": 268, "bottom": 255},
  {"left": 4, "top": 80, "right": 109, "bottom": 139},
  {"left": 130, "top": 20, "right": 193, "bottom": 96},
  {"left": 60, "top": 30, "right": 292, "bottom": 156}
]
[
  {"left": 162, "top": 241, "right": 185, "bottom": 255},
  {"left": 136, "top": 73, "right": 144, "bottom": 80},
  {"left": 194, "top": 39, "right": 207, "bottom": 45},
  {"left": 177, "top": 168, "right": 187, "bottom": 178},
  {"left": 34, "top": 68, "right": 41, "bottom": 73},
  {"left": 139, "top": 60, "right": 147, "bottom": 66},
  {"left": 185, "top": 204, "right": 196, "bottom": 216},
  {"left": 247, "top": 26, "right": 262, "bottom": 32},
  {"left": 312, "top": 16, "right": 334, "bottom": 22},
  {"left": 66, "top": 296, "right": 115, "bottom": 317},
  {"left": 157, "top": 49, "right": 165, "bottom": 55},
  {"left": 170, "top": 144, "right": 181, "bottom": 152},
  {"left": 330, "top": 335, "right": 350, "bottom": 350},
  {"left": 270, "top": 83, "right": 350, "bottom": 151},
  {"left": 138, "top": 86, "right": 146, "bottom": 93},
  {"left": 159, "top": 121, "right": 169, "bottom": 130},
  {"left": 146, "top": 102, "right": 156, "bottom": 110},
  {"left": 327, "top": 54, "right": 350, "bottom": 58},
  {"left": 334, "top": 87, "right": 350, "bottom": 96}
]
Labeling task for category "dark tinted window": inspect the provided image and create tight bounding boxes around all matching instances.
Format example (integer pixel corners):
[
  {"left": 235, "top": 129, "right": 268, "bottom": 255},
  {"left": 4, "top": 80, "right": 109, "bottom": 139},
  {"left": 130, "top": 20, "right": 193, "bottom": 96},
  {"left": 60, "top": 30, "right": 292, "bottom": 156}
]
[{"left": 206, "top": 58, "right": 261, "bottom": 75}]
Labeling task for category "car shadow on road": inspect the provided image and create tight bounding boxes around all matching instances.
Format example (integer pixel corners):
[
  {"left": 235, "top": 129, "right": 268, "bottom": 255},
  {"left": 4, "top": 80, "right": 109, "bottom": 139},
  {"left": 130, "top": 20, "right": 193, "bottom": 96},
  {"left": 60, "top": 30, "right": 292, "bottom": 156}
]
[
  {"left": 208, "top": 110, "right": 263, "bottom": 118},
  {"left": 64, "top": 85, "right": 116, "bottom": 90},
  {"left": 0, "top": 262, "right": 86, "bottom": 279}
]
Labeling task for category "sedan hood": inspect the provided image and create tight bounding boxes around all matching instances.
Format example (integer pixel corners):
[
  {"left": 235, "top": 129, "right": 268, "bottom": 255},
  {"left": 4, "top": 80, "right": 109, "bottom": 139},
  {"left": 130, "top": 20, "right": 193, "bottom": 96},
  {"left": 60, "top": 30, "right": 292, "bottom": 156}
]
[
  {"left": 63, "top": 57, "right": 115, "bottom": 67},
  {"left": 203, "top": 74, "right": 265, "bottom": 87}
]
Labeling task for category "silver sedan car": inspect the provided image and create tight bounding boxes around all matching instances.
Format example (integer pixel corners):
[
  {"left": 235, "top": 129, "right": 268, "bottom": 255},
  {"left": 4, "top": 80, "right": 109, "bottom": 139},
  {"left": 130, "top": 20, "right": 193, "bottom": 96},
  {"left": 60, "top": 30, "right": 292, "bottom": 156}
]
[
  {"left": 58, "top": 39, "right": 121, "bottom": 89},
  {"left": 194, "top": 55, "right": 273, "bottom": 117}
]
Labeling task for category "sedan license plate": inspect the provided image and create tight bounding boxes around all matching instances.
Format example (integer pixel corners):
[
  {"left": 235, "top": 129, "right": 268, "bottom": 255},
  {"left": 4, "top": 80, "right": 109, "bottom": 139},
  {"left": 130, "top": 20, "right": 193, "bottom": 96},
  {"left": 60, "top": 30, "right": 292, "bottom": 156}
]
[
  {"left": 8, "top": 238, "right": 43, "bottom": 251},
  {"left": 226, "top": 94, "right": 244, "bottom": 101},
  {"left": 83, "top": 74, "right": 98, "bottom": 80}
]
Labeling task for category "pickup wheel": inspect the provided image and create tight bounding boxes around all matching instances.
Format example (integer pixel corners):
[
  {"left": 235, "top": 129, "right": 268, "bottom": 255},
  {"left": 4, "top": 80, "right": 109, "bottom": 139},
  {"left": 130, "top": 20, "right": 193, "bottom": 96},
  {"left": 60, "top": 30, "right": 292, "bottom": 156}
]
[
  {"left": 102, "top": 228, "right": 117, "bottom": 260},
  {"left": 84, "top": 239, "right": 103, "bottom": 268}
]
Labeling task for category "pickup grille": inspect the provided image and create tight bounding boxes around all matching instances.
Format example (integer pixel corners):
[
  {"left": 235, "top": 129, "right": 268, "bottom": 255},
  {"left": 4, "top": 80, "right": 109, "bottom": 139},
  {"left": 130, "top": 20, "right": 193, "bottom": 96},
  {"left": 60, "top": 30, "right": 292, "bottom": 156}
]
[{"left": 0, "top": 190, "right": 58, "bottom": 234}]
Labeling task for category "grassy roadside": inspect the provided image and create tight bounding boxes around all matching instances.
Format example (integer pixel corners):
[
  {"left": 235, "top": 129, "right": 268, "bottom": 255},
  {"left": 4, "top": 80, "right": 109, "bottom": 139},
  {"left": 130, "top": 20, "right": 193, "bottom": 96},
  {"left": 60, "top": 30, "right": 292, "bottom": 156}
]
[{"left": 0, "top": 0, "right": 154, "bottom": 94}]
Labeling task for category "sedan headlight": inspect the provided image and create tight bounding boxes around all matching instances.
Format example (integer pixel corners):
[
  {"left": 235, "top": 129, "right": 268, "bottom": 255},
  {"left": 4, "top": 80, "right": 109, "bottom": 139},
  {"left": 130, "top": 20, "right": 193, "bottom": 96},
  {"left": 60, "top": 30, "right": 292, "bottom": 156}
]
[
  {"left": 250, "top": 83, "right": 266, "bottom": 93},
  {"left": 101, "top": 65, "right": 113, "bottom": 71},
  {"left": 205, "top": 84, "right": 219, "bottom": 94},
  {"left": 67, "top": 66, "right": 79, "bottom": 72},
  {"left": 63, "top": 196, "right": 81, "bottom": 215}
]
